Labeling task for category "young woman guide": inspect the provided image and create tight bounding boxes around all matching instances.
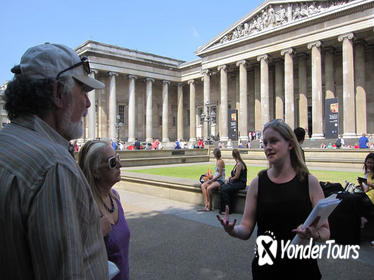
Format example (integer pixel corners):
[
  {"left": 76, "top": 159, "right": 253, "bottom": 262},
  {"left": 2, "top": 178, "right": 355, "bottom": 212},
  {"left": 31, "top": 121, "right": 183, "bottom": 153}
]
[{"left": 217, "top": 119, "right": 330, "bottom": 279}]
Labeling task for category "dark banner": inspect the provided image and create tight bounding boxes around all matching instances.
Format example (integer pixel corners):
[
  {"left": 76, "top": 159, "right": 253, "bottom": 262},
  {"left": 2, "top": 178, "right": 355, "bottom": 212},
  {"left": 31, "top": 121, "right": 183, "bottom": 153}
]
[
  {"left": 228, "top": 109, "right": 238, "bottom": 141},
  {"left": 325, "top": 98, "right": 339, "bottom": 139}
]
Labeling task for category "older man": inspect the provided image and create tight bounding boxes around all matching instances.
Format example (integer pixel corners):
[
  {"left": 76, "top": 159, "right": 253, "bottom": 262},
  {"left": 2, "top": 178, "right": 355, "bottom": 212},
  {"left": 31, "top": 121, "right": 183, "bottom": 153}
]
[{"left": 0, "top": 43, "right": 107, "bottom": 279}]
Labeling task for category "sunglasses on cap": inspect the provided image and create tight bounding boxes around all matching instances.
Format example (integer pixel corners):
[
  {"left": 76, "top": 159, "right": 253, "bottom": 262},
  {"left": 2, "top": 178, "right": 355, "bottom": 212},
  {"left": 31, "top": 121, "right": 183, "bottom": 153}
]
[
  {"left": 56, "top": 56, "right": 90, "bottom": 80},
  {"left": 108, "top": 154, "right": 120, "bottom": 169}
]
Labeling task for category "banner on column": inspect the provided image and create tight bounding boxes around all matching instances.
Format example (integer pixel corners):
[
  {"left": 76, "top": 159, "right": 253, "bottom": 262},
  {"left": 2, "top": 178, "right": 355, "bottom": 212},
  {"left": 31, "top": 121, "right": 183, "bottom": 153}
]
[
  {"left": 324, "top": 98, "right": 339, "bottom": 139},
  {"left": 228, "top": 109, "right": 238, "bottom": 141}
]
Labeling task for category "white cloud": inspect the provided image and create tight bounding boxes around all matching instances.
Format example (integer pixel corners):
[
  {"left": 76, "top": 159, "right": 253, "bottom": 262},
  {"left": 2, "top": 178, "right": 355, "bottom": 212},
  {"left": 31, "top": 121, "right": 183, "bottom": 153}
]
[{"left": 192, "top": 26, "right": 199, "bottom": 38}]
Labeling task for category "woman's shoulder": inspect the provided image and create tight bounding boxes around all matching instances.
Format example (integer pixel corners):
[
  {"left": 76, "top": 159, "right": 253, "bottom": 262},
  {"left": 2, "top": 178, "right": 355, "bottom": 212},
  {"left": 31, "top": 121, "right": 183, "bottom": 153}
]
[{"left": 111, "top": 189, "right": 121, "bottom": 201}]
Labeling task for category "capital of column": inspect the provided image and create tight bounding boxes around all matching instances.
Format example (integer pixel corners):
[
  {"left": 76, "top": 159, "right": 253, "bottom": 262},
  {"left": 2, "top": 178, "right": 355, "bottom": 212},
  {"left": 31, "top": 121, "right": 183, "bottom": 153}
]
[
  {"left": 201, "top": 69, "right": 210, "bottom": 76},
  {"left": 128, "top": 74, "right": 137, "bottom": 80},
  {"left": 236, "top": 60, "right": 247, "bottom": 67},
  {"left": 188, "top": 79, "right": 195, "bottom": 85},
  {"left": 257, "top": 54, "right": 269, "bottom": 62},
  {"left": 338, "top": 33, "right": 354, "bottom": 42},
  {"left": 177, "top": 82, "right": 184, "bottom": 87},
  {"left": 281, "top": 48, "right": 294, "bottom": 56},
  {"left": 201, "top": 69, "right": 210, "bottom": 81},
  {"left": 108, "top": 71, "right": 119, "bottom": 77},
  {"left": 307, "top": 41, "right": 322, "bottom": 50},
  {"left": 162, "top": 80, "right": 170, "bottom": 86},
  {"left": 217, "top": 65, "right": 227, "bottom": 72},
  {"left": 146, "top": 77, "right": 155, "bottom": 83}
]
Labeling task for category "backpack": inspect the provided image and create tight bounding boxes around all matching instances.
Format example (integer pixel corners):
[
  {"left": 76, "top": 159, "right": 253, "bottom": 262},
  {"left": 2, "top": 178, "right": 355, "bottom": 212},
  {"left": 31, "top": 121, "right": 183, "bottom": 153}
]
[
  {"left": 319, "top": 181, "right": 344, "bottom": 197},
  {"left": 199, "top": 169, "right": 213, "bottom": 183}
]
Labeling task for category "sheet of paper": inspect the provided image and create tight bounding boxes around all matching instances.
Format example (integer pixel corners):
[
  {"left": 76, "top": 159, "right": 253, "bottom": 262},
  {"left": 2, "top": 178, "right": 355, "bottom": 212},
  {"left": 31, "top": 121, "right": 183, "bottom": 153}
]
[{"left": 291, "top": 194, "right": 341, "bottom": 245}]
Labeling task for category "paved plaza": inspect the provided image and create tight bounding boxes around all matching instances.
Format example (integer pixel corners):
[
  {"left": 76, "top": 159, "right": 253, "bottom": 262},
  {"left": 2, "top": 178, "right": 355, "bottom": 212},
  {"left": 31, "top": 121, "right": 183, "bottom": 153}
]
[{"left": 116, "top": 185, "right": 374, "bottom": 280}]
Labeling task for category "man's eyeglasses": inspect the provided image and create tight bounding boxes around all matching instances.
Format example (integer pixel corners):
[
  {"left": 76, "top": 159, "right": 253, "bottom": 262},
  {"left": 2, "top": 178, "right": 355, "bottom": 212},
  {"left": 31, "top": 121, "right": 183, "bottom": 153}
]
[
  {"left": 56, "top": 56, "right": 90, "bottom": 80},
  {"left": 108, "top": 154, "right": 120, "bottom": 169}
]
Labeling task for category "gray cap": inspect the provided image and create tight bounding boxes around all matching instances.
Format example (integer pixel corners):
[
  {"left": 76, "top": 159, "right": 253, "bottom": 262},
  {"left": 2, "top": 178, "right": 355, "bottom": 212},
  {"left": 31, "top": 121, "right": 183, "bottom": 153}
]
[{"left": 15, "top": 43, "right": 104, "bottom": 90}]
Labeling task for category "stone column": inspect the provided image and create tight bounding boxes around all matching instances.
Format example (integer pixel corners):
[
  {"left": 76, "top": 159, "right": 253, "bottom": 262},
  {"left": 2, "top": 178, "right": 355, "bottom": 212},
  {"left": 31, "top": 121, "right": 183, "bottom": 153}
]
[
  {"left": 257, "top": 54, "right": 270, "bottom": 128},
  {"left": 355, "top": 40, "right": 367, "bottom": 135},
  {"left": 87, "top": 69, "right": 98, "bottom": 140},
  {"left": 297, "top": 53, "right": 308, "bottom": 131},
  {"left": 128, "top": 75, "right": 137, "bottom": 143},
  {"left": 281, "top": 48, "right": 295, "bottom": 128},
  {"left": 188, "top": 80, "right": 196, "bottom": 142},
  {"left": 307, "top": 41, "right": 323, "bottom": 139},
  {"left": 177, "top": 83, "right": 184, "bottom": 141},
  {"left": 254, "top": 66, "right": 261, "bottom": 131},
  {"left": 162, "top": 80, "right": 170, "bottom": 142},
  {"left": 145, "top": 78, "right": 154, "bottom": 143},
  {"left": 274, "top": 60, "right": 284, "bottom": 120},
  {"left": 324, "top": 48, "right": 335, "bottom": 99},
  {"left": 218, "top": 65, "right": 228, "bottom": 141},
  {"left": 338, "top": 33, "right": 355, "bottom": 137},
  {"left": 202, "top": 70, "right": 210, "bottom": 140},
  {"left": 108, "top": 71, "right": 118, "bottom": 141},
  {"left": 236, "top": 60, "right": 249, "bottom": 141}
]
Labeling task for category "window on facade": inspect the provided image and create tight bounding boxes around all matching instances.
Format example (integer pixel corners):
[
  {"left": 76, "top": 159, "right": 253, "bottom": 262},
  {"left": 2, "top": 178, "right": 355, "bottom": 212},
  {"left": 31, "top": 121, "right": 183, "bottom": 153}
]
[
  {"left": 198, "top": 107, "right": 203, "bottom": 126},
  {"left": 173, "top": 115, "right": 176, "bottom": 127},
  {"left": 187, "top": 109, "right": 190, "bottom": 126},
  {"left": 118, "top": 105, "right": 125, "bottom": 123},
  {"left": 211, "top": 106, "right": 217, "bottom": 124}
]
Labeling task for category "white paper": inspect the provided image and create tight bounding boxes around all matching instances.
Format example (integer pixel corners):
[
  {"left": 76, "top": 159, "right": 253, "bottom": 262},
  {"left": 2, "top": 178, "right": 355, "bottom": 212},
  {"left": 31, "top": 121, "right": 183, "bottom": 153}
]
[
  {"left": 291, "top": 194, "right": 341, "bottom": 245},
  {"left": 108, "top": 260, "right": 120, "bottom": 280}
]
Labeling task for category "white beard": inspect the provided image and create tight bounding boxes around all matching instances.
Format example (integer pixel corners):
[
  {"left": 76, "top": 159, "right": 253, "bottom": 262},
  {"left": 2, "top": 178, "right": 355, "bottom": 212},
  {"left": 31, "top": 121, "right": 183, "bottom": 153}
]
[{"left": 60, "top": 101, "right": 84, "bottom": 140}]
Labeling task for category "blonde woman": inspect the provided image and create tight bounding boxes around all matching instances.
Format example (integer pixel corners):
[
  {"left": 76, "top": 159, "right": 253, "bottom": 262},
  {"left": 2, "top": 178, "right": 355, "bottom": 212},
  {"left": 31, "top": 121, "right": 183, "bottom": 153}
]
[
  {"left": 78, "top": 140, "right": 130, "bottom": 280},
  {"left": 200, "top": 148, "right": 225, "bottom": 211},
  {"left": 217, "top": 119, "right": 329, "bottom": 279}
]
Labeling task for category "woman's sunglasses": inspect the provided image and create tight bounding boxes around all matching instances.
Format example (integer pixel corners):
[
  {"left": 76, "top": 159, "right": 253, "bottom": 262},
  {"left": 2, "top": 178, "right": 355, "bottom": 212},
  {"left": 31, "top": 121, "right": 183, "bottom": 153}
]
[{"left": 108, "top": 154, "right": 120, "bottom": 169}]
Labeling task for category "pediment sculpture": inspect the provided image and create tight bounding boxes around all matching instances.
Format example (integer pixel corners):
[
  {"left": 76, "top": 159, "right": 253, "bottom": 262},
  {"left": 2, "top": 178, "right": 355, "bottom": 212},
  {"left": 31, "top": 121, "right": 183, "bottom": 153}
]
[{"left": 215, "top": 1, "right": 352, "bottom": 46}]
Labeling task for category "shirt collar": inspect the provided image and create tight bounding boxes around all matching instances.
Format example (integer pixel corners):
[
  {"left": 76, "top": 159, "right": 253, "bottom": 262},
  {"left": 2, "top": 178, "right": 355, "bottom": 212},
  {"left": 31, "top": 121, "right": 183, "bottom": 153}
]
[{"left": 12, "top": 115, "right": 71, "bottom": 151}]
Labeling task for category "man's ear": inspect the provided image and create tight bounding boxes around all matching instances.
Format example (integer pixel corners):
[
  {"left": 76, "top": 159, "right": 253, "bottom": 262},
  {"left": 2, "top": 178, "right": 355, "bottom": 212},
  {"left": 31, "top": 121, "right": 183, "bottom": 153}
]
[{"left": 53, "top": 81, "right": 64, "bottom": 108}]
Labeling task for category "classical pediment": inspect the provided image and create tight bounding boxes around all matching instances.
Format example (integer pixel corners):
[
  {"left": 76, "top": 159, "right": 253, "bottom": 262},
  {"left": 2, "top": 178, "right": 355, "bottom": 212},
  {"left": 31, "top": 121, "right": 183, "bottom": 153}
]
[{"left": 196, "top": 0, "right": 357, "bottom": 55}]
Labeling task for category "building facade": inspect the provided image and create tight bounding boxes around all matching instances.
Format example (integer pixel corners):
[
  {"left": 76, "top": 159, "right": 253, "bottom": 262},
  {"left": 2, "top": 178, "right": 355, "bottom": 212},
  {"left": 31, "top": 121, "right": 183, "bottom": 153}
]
[{"left": 73, "top": 0, "right": 374, "bottom": 143}]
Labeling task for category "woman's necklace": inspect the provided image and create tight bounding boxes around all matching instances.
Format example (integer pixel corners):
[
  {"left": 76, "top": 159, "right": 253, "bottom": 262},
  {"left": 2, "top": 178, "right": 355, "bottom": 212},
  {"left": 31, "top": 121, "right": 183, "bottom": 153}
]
[{"left": 103, "top": 194, "right": 115, "bottom": 213}]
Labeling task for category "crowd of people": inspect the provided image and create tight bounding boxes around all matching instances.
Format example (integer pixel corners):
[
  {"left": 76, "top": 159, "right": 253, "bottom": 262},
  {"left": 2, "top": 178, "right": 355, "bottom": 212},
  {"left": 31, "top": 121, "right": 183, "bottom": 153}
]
[{"left": 1, "top": 42, "right": 373, "bottom": 280}]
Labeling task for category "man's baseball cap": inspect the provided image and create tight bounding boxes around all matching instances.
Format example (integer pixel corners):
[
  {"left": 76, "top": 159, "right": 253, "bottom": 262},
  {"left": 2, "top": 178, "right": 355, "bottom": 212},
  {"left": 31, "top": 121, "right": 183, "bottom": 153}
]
[{"left": 13, "top": 43, "right": 104, "bottom": 90}]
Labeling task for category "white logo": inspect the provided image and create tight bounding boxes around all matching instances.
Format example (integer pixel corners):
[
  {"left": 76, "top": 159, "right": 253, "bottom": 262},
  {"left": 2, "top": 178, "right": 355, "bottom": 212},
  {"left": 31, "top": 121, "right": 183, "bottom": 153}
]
[
  {"left": 256, "top": 231, "right": 277, "bottom": 266},
  {"left": 255, "top": 232, "right": 360, "bottom": 265}
]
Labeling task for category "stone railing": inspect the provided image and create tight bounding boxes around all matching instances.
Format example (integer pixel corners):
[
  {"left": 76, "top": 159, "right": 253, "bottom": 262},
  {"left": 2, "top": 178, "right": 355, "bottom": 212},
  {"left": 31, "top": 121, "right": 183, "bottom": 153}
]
[
  {"left": 117, "top": 149, "right": 210, "bottom": 167},
  {"left": 216, "top": 148, "right": 369, "bottom": 170}
]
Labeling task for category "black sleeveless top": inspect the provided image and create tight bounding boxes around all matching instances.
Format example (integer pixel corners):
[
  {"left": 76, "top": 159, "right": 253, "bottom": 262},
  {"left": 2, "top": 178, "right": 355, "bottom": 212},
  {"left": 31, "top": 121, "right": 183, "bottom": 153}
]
[
  {"left": 252, "top": 171, "right": 321, "bottom": 279},
  {"left": 231, "top": 162, "right": 247, "bottom": 184}
]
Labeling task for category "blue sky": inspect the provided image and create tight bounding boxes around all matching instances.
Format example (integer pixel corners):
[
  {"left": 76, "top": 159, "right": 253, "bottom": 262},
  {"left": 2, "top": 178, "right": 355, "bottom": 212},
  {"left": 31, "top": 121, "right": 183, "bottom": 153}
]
[{"left": 1, "top": 0, "right": 263, "bottom": 83}]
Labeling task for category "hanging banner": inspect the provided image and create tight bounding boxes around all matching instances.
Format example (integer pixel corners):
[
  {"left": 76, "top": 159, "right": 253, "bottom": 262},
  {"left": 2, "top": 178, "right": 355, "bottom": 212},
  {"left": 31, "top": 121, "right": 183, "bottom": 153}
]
[
  {"left": 228, "top": 109, "right": 238, "bottom": 141},
  {"left": 324, "top": 98, "right": 339, "bottom": 139}
]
